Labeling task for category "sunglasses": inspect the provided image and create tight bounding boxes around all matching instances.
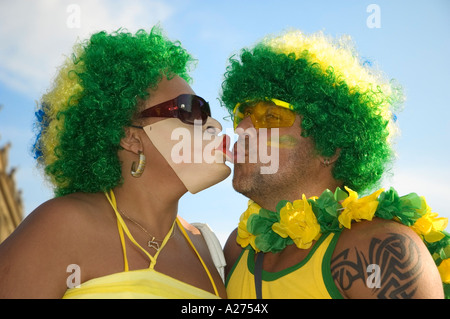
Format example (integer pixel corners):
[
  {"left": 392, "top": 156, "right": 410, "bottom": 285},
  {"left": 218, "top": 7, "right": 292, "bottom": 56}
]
[
  {"left": 233, "top": 98, "right": 296, "bottom": 129},
  {"left": 133, "top": 94, "right": 211, "bottom": 127}
]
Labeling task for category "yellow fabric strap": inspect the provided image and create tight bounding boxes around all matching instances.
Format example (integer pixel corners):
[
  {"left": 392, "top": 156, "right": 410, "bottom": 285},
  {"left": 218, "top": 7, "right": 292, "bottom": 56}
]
[
  {"left": 117, "top": 218, "right": 129, "bottom": 271},
  {"left": 176, "top": 219, "right": 219, "bottom": 297},
  {"left": 109, "top": 191, "right": 129, "bottom": 271},
  {"left": 105, "top": 190, "right": 176, "bottom": 270}
]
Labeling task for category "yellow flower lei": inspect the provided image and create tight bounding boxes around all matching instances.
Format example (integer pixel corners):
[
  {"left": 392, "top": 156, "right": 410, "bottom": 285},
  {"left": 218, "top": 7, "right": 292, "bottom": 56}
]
[
  {"left": 236, "top": 186, "right": 450, "bottom": 297},
  {"left": 272, "top": 195, "right": 321, "bottom": 249}
]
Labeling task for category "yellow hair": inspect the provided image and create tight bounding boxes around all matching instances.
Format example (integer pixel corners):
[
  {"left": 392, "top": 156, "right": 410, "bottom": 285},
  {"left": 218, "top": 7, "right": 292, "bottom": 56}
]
[
  {"left": 263, "top": 30, "right": 400, "bottom": 140},
  {"left": 40, "top": 43, "right": 85, "bottom": 168}
]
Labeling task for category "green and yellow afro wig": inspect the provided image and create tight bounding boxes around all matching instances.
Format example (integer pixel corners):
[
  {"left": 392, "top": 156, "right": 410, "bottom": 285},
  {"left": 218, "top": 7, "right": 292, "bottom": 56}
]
[
  {"left": 221, "top": 30, "right": 404, "bottom": 193},
  {"left": 33, "top": 26, "right": 195, "bottom": 197}
]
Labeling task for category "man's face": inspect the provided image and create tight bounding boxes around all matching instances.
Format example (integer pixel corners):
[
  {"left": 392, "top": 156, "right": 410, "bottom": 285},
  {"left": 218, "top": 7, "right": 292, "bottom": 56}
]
[{"left": 232, "top": 114, "right": 321, "bottom": 203}]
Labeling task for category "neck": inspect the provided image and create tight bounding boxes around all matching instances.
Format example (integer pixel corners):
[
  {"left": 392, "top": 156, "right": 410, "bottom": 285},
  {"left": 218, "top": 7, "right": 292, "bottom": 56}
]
[{"left": 111, "top": 167, "right": 186, "bottom": 238}]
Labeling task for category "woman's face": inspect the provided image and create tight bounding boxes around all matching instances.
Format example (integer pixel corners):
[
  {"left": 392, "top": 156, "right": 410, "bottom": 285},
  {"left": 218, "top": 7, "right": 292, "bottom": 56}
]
[{"left": 137, "top": 76, "right": 231, "bottom": 194}]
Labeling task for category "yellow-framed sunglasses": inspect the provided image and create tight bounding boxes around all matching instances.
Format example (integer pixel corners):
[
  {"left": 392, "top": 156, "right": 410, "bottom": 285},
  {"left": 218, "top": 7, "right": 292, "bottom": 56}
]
[{"left": 233, "top": 98, "right": 296, "bottom": 129}]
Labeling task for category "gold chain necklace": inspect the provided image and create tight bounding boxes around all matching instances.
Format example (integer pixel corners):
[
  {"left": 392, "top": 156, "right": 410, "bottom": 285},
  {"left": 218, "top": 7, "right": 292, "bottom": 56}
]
[{"left": 119, "top": 210, "right": 175, "bottom": 251}]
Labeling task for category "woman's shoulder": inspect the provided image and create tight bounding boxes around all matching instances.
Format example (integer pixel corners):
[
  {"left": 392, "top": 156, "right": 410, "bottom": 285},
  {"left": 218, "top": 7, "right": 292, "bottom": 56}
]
[
  {"left": 0, "top": 192, "right": 112, "bottom": 298},
  {"left": 177, "top": 216, "right": 227, "bottom": 284},
  {"left": 178, "top": 216, "right": 200, "bottom": 233},
  {"left": 178, "top": 216, "right": 221, "bottom": 248},
  {"left": 24, "top": 192, "right": 110, "bottom": 232},
  {"left": 1, "top": 192, "right": 115, "bottom": 264}
]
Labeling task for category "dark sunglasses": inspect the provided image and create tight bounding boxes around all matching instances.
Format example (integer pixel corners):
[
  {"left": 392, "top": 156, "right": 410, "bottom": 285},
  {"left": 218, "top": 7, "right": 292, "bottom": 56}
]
[{"left": 132, "top": 94, "right": 211, "bottom": 127}]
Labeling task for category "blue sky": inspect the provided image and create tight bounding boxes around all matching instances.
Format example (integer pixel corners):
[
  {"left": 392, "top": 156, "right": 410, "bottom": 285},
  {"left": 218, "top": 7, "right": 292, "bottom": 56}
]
[{"left": 0, "top": 0, "right": 449, "bottom": 245}]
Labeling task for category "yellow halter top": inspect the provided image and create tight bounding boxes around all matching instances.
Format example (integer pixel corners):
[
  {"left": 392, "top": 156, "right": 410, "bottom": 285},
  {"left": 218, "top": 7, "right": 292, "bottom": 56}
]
[
  {"left": 226, "top": 232, "right": 343, "bottom": 299},
  {"left": 63, "top": 190, "right": 220, "bottom": 299}
]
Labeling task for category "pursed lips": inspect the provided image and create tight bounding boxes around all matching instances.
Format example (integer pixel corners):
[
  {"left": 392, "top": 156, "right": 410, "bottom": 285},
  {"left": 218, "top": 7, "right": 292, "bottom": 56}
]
[{"left": 214, "top": 134, "right": 233, "bottom": 162}]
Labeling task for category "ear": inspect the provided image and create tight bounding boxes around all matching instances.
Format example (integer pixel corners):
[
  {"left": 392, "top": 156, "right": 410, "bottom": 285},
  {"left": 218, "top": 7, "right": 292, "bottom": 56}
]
[
  {"left": 120, "top": 127, "right": 144, "bottom": 155},
  {"left": 321, "top": 148, "right": 341, "bottom": 166},
  {"left": 329, "top": 148, "right": 341, "bottom": 164}
]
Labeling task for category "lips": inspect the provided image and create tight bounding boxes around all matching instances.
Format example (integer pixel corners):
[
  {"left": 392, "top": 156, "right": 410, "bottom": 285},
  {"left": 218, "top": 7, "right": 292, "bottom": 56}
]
[
  {"left": 215, "top": 134, "right": 233, "bottom": 162},
  {"left": 232, "top": 137, "right": 254, "bottom": 163}
]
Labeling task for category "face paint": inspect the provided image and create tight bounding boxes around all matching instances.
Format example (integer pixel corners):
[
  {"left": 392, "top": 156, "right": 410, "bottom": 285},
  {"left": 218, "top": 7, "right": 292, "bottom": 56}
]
[
  {"left": 143, "top": 117, "right": 231, "bottom": 194},
  {"left": 267, "top": 134, "right": 299, "bottom": 149}
]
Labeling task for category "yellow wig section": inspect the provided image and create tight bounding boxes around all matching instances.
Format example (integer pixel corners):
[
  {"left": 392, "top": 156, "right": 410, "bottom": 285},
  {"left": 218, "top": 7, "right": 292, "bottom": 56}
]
[
  {"left": 263, "top": 30, "right": 400, "bottom": 139},
  {"left": 40, "top": 43, "right": 85, "bottom": 167}
]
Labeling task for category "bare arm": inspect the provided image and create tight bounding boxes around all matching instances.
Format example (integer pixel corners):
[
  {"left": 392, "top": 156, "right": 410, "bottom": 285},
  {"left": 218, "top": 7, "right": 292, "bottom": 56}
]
[
  {"left": 331, "top": 218, "right": 444, "bottom": 299},
  {"left": 223, "top": 228, "right": 242, "bottom": 280}
]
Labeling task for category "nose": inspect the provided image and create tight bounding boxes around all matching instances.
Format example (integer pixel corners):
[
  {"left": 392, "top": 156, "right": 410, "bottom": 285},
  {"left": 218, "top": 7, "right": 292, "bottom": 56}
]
[
  {"left": 204, "top": 116, "right": 223, "bottom": 135},
  {"left": 235, "top": 115, "right": 254, "bottom": 130},
  {"left": 235, "top": 116, "right": 257, "bottom": 141}
]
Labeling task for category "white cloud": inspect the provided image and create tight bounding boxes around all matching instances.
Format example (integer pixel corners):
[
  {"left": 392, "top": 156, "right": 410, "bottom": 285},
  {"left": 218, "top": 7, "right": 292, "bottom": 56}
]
[{"left": 0, "top": 0, "right": 175, "bottom": 98}]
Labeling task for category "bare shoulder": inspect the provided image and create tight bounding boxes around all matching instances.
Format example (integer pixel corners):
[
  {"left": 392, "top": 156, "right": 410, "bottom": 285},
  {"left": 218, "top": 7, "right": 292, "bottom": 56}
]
[
  {"left": 1, "top": 193, "right": 100, "bottom": 250},
  {"left": 177, "top": 216, "right": 224, "bottom": 259},
  {"left": 177, "top": 216, "right": 214, "bottom": 260},
  {"left": 0, "top": 192, "right": 108, "bottom": 298},
  {"left": 178, "top": 216, "right": 202, "bottom": 236},
  {"left": 11, "top": 193, "right": 108, "bottom": 245},
  {"left": 331, "top": 218, "right": 444, "bottom": 299},
  {"left": 176, "top": 216, "right": 227, "bottom": 297},
  {"left": 178, "top": 217, "right": 223, "bottom": 251}
]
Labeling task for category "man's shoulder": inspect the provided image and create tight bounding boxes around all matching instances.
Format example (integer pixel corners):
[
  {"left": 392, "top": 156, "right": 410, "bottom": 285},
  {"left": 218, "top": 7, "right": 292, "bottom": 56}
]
[
  {"left": 336, "top": 217, "right": 419, "bottom": 247},
  {"left": 331, "top": 217, "right": 444, "bottom": 298}
]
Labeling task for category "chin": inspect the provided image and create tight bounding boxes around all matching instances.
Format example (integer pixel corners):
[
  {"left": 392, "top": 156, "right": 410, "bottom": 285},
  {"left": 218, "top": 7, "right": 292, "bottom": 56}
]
[{"left": 232, "top": 169, "right": 255, "bottom": 196}]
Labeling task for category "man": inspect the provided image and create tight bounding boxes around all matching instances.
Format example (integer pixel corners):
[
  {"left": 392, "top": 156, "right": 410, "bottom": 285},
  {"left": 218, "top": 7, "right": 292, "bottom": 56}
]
[{"left": 222, "top": 30, "right": 449, "bottom": 299}]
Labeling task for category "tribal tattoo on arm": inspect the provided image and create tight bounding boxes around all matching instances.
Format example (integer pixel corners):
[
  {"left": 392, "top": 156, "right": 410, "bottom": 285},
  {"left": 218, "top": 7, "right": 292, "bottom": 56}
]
[{"left": 331, "top": 233, "right": 423, "bottom": 299}]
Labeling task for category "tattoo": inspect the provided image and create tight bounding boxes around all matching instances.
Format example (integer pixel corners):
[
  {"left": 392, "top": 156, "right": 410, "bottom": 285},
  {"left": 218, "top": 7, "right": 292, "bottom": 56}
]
[{"left": 331, "top": 233, "right": 423, "bottom": 299}]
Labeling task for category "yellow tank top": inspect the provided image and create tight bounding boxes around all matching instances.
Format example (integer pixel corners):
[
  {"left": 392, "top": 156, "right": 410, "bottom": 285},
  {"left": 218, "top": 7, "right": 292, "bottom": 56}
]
[
  {"left": 226, "top": 232, "right": 343, "bottom": 299},
  {"left": 63, "top": 190, "right": 220, "bottom": 299}
]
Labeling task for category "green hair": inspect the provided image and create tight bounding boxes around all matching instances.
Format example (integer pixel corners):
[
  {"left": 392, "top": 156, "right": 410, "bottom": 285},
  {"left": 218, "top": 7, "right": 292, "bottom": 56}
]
[
  {"left": 33, "top": 26, "right": 195, "bottom": 196},
  {"left": 221, "top": 30, "right": 404, "bottom": 193}
]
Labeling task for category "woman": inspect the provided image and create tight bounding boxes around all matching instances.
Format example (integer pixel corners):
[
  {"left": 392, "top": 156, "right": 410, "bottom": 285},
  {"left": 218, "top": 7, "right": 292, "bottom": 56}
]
[{"left": 0, "top": 27, "right": 230, "bottom": 298}]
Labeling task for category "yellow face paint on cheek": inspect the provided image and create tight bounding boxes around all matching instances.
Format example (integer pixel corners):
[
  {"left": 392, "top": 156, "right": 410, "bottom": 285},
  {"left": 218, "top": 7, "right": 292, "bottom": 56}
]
[{"left": 267, "top": 134, "right": 299, "bottom": 149}]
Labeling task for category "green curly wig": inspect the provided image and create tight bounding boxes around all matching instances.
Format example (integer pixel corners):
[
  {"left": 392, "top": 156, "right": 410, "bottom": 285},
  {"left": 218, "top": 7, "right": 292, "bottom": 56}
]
[
  {"left": 221, "top": 30, "right": 404, "bottom": 193},
  {"left": 33, "top": 26, "right": 195, "bottom": 196}
]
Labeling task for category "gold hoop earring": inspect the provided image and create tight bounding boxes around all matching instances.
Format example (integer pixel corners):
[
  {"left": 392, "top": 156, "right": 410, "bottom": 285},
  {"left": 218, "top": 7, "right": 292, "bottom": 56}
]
[{"left": 131, "top": 151, "right": 146, "bottom": 177}]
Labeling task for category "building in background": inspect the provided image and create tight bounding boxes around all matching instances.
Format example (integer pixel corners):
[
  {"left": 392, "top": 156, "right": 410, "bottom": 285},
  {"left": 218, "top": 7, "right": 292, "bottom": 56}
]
[{"left": 0, "top": 143, "right": 23, "bottom": 243}]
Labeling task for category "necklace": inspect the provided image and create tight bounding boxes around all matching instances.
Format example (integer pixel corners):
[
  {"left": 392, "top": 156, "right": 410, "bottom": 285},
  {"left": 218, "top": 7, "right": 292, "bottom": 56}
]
[{"left": 119, "top": 210, "right": 175, "bottom": 251}]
